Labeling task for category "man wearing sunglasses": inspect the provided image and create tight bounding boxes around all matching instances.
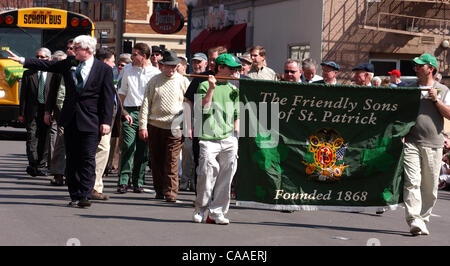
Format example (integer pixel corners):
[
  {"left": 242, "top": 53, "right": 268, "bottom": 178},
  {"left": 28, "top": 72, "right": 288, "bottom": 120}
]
[
  {"left": 18, "top": 47, "right": 53, "bottom": 177},
  {"left": 281, "top": 59, "right": 302, "bottom": 82},
  {"left": 8, "top": 35, "right": 115, "bottom": 208},
  {"left": 403, "top": 53, "right": 450, "bottom": 236}
]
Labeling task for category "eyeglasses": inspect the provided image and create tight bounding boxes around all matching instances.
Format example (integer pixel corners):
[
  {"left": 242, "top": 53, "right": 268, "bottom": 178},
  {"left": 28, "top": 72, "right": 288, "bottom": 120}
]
[
  {"left": 131, "top": 53, "right": 141, "bottom": 57},
  {"left": 73, "top": 46, "right": 82, "bottom": 51},
  {"left": 36, "top": 55, "right": 47, "bottom": 59},
  {"left": 151, "top": 54, "right": 160, "bottom": 57},
  {"left": 284, "top": 70, "right": 298, "bottom": 74},
  {"left": 67, "top": 47, "right": 74, "bottom": 50}
]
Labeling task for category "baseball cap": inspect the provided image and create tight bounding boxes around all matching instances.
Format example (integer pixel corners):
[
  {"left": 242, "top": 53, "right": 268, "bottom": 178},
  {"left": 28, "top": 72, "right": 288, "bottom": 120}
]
[
  {"left": 238, "top": 53, "right": 252, "bottom": 64},
  {"left": 388, "top": 69, "right": 401, "bottom": 77},
  {"left": 215, "top": 53, "right": 242, "bottom": 68},
  {"left": 192, "top": 52, "right": 207, "bottom": 62},
  {"left": 412, "top": 53, "right": 438, "bottom": 69},
  {"left": 352, "top": 63, "right": 374, "bottom": 73},
  {"left": 321, "top": 61, "right": 340, "bottom": 71}
]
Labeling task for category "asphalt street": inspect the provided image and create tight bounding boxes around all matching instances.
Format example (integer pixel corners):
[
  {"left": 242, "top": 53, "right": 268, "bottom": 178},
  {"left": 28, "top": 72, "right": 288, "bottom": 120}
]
[{"left": 0, "top": 127, "right": 450, "bottom": 248}]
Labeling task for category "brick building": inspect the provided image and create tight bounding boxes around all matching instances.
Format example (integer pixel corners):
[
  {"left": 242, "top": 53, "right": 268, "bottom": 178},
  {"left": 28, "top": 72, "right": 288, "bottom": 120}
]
[
  {"left": 123, "top": 0, "right": 188, "bottom": 55},
  {"left": 189, "top": 0, "right": 449, "bottom": 85}
]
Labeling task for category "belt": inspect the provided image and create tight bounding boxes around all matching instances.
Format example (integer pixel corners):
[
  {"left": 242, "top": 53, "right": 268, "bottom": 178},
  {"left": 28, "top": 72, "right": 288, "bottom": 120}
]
[{"left": 125, "top": 106, "right": 140, "bottom": 111}]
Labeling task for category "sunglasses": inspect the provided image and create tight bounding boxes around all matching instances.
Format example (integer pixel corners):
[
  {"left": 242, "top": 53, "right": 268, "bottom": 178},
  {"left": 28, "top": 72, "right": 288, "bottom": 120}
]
[
  {"left": 284, "top": 70, "right": 298, "bottom": 74},
  {"left": 36, "top": 55, "right": 47, "bottom": 59},
  {"left": 118, "top": 63, "right": 126, "bottom": 67},
  {"left": 67, "top": 47, "right": 74, "bottom": 50}
]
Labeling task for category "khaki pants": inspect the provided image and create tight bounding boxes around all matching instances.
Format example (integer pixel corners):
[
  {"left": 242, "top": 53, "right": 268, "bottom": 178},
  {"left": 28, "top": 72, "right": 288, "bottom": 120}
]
[
  {"left": 195, "top": 136, "right": 238, "bottom": 218},
  {"left": 94, "top": 131, "right": 112, "bottom": 193},
  {"left": 403, "top": 142, "right": 442, "bottom": 225}
]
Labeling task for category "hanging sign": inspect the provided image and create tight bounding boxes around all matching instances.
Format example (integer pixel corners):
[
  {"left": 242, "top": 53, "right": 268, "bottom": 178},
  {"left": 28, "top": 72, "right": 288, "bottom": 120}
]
[{"left": 149, "top": 8, "right": 184, "bottom": 34}]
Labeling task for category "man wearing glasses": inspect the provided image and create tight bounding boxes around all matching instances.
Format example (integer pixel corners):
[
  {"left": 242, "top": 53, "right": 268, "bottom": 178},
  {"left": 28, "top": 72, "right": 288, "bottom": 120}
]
[
  {"left": 150, "top": 45, "right": 164, "bottom": 69},
  {"left": 403, "top": 53, "right": 450, "bottom": 236},
  {"left": 281, "top": 59, "right": 302, "bottom": 82},
  {"left": 18, "top": 47, "right": 53, "bottom": 177},
  {"left": 8, "top": 35, "right": 115, "bottom": 208}
]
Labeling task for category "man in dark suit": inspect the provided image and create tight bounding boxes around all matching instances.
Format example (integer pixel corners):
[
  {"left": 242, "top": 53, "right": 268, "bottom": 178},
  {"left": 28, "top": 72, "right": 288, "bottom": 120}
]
[
  {"left": 19, "top": 47, "right": 53, "bottom": 177},
  {"left": 8, "top": 35, "right": 115, "bottom": 208}
]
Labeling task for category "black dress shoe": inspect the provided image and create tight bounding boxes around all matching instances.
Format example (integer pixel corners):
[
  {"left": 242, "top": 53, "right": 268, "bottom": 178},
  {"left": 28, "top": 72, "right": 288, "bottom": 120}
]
[
  {"left": 50, "top": 174, "right": 64, "bottom": 186},
  {"left": 67, "top": 200, "right": 79, "bottom": 207},
  {"left": 77, "top": 199, "right": 91, "bottom": 208},
  {"left": 155, "top": 193, "right": 164, "bottom": 199},
  {"left": 26, "top": 166, "right": 37, "bottom": 177},
  {"left": 117, "top": 184, "right": 127, "bottom": 194}
]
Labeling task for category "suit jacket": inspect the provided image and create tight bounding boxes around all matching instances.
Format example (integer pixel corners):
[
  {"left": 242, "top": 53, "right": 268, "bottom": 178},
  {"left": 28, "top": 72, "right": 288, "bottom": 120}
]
[
  {"left": 19, "top": 69, "right": 53, "bottom": 122},
  {"left": 24, "top": 56, "right": 115, "bottom": 133}
]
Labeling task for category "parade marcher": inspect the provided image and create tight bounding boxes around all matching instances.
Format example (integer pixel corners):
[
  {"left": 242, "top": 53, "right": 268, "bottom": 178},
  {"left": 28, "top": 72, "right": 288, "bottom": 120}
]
[
  {"left": 352, "top": 63, "right": 374, "bottom": 86},
  {"left": 117, "top": 43, "right": 160, "bottom": 194},
  {"left": 281, "top": 59, "right": 302, "bottom": 82},
  {"left": 248, "top": 45, "right": 277, "bottom": 80},
  {"left": 314, "top": 61, "right": 340, "bottom": 85},
  {"left": 300, "top": 58, "right": 322, "bottom": 83},
  {"left": 179, "top": 52, "right": 208, "bottom": 192},
  {"left": 177, "top": 56, "right": 188, "bottom": 75},
  {"left": 238, "top": 52, "right": 252, "bottom": 76},
  {"left": 19, "top": 47, "right": 53, "bottom": 177},
  {"left": 105, "top": 53, "right": 132, "bottom": 176},
  {"left": 150, "top": 45, "right": 164, "bottom": 69},
  {"left": 192, "top": 53, "right": 241, "bottom": 225},
  {"left": 8, "top": 35, "right": 116, "bottom": 208},
  {"left": 388, "top": 69, "right": 407, "bottom": 87},
  {"left": 138, "top": 50, "right": 190, "bottom": 202},
  {"left": 92, "top": 48, "right": 124, "bottom": 200},
  {"left": 403, "top": 53, "right": 450, "bottom": 236},
  {"left": 184, "top": 47, "right": 227, "bottom": 194},
  {"left": 45, "top": 41, "right": 73, "bottom": 186}
]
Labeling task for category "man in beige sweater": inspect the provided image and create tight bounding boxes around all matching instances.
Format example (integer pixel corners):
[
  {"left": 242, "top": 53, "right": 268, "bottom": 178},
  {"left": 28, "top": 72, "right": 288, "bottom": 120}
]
[{"left": 138, "top": 50, "right": 190, "bottom": 202}]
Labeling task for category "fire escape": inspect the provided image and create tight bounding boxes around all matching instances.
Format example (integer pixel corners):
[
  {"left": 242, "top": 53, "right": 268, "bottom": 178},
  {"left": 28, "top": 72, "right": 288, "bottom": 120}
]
[{"left": 363, "top": 0, "right": 449, "bottom": 45}]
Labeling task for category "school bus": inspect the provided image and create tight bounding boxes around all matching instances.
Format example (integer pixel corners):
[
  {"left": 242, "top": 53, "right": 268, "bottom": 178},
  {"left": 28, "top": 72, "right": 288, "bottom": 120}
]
[{"left": 0, "top": 7, "right": 95, "bottom": 127}]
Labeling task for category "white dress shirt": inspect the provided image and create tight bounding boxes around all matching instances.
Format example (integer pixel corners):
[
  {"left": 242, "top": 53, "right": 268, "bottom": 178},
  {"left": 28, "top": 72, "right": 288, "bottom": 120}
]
[{"left": 119, "top": 64, "right": 161, "bottom": 107}]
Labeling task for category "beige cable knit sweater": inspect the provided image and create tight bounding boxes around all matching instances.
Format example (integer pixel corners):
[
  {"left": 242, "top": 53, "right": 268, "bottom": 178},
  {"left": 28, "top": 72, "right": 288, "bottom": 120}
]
[{"left": 139, "top": 72, "right": 190, "bottom": 130}]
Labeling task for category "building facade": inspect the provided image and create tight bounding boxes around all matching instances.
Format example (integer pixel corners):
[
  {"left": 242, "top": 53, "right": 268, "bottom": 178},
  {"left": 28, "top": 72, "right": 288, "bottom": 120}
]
[
  {"left": 189, "top": 0, "right": 449, "bottom": 85},
  {"left": 123, "top": 0, "right": 188, "bottom": 55}
]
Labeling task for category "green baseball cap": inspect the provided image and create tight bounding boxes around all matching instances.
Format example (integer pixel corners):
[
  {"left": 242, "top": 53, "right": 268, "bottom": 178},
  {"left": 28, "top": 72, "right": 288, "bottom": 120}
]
[
  {"left": 412, "top": 53, "right": 438, "bottom": 69},
  {"left": 215, "top": 53, "right": 242, "bottom": 68}
]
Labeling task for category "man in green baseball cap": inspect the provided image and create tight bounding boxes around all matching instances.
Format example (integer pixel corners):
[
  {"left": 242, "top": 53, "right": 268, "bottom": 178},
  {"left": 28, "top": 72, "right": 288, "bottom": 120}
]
[
  {"left": 403, "top": 52, "right": 450, "bottom": 236},
  {"left": 192, "top": 53, "right": 241, "bottom": 225},
  {"left": 412, "top": 53, "right": 438, "bottom": 69}
]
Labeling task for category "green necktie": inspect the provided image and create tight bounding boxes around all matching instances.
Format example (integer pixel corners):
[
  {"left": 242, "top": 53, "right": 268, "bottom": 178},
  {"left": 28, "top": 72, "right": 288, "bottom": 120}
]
[
  {"left": 76, "top": 62, "right": 85, "bottom": 93},
  {"left": 37, "top": 71, "right": 45, "bottom": 104}
]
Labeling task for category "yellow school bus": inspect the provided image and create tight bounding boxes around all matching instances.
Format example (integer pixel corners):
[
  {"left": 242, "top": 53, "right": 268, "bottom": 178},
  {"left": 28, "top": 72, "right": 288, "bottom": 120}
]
[{"left": 0, "top": 7, "right": 94, "bottom": 127}]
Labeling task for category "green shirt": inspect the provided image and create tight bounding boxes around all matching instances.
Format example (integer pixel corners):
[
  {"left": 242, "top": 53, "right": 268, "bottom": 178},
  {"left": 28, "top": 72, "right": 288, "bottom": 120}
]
[{"left": 198, "top": 80, "right": 239, "bottom": 140}]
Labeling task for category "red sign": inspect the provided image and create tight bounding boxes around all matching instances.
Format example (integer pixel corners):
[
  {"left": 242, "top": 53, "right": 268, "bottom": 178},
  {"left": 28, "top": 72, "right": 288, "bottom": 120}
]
[{"left": 149, "top": 8, "right": 184, "bottom": 34}]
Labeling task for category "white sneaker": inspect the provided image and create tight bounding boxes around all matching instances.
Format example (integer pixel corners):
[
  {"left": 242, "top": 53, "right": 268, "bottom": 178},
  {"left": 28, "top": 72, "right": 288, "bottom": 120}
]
[
  {"left": 192, "top": 210, "right": 204, "bottom": 223},
  {"left": 410, "top": 219, "right": 429, "bottom": 236},
  {"left": 207, "top": 214, "right": 230, "bottom": 225}
]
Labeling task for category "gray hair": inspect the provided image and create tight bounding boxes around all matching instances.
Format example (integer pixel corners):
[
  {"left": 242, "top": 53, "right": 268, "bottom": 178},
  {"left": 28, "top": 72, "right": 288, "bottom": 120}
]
[
  {"left": 302, "top": 58, "right": 317, "bottom": 70},
  {"left": 73, "top": 35, "right": 97, "bottom": 54},
  {"left": 285, "top": 59, "right": 301, "bottom": 71},
  {"left": 119, "top": 53, "right": 132, "bottom": 64},
  {"left": 36, "top": 47, "right": 51, "bottom": 58},
  {"left": 52, "top": 50, "right": 67, "bottom": 61}
]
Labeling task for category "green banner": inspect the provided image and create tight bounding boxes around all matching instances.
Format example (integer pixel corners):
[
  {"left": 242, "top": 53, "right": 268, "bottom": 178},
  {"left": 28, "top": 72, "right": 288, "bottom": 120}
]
[{"left": 236, "top": 79, "right": 420, "bottom": 212}]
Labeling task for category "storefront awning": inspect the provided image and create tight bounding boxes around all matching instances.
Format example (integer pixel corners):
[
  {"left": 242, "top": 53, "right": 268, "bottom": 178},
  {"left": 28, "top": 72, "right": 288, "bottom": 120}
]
[{"left": 190, "top": 23, "right": 247, "bottom": 53}]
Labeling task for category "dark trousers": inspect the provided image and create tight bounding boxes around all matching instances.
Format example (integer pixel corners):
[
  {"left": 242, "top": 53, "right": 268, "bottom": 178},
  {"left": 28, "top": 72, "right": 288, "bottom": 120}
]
[
  {"left": 149, "top": 125, "right": 183, "bottom": 198},
  {"left": 25, "top": 104, "right": 49, "bottom": 170},
  {"left": 64, "top": 122, "right": 100, "bottom": 201}
]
